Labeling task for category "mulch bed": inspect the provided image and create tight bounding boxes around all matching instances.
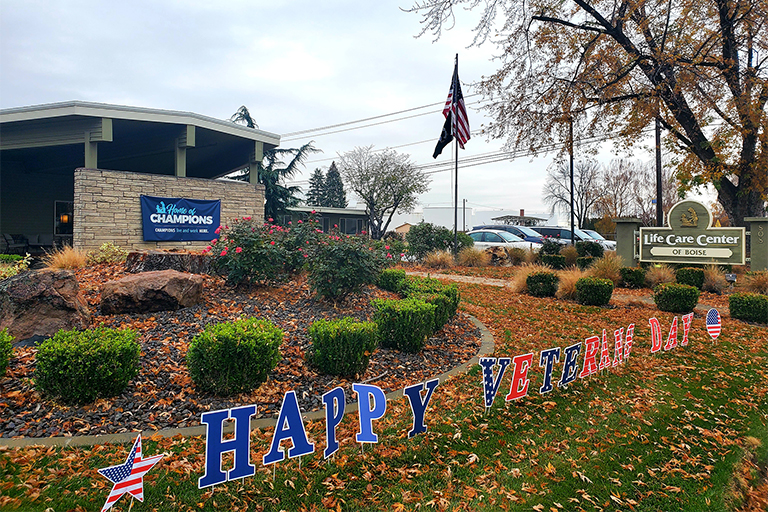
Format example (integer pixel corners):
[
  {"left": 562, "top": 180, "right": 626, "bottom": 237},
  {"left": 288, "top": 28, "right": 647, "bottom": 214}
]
[{"left": 0, "top": 264, "right": 480, "bottom": 439}]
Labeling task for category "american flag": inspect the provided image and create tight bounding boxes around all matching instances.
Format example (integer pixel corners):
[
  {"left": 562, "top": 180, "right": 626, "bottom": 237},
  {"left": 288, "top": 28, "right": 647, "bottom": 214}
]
[
  {"left": 706, "top": 308, "right": 721, "bottom": 339},
  {"left": 98, "top": 435, "right": 164, "bottom": 511},
  {"left": 433, "top": 55, "right": 470, "bottom": 158}
]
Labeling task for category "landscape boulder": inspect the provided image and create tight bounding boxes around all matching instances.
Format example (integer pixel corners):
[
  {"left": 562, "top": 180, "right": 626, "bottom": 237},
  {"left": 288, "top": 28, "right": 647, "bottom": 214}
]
[
  {"left": 125, "top": 250, "right": 212, "bottom": 274},
  {"left": 0, "top": 270, "right": 92, "bottom": 342},
  {"left": 100, "top": 270, "right": 204, "bottom": 315},
  {"left": 486, "top": 246, "right": 509, "bottom": 265}
]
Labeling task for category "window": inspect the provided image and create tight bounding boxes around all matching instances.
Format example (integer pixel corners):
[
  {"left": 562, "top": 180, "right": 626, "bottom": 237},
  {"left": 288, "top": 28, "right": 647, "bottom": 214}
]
[
  {"left": 486, "top": 233, "right": 504, "bottom": 243},
  {"left": 339, "top": 218, "right": 363, "bottom": 235},
  {"left": 469, "top": 232, "right": 483, "bottom": 242},
  {"left": 321, "top": 217, "right": 330, "bottom": 233}
]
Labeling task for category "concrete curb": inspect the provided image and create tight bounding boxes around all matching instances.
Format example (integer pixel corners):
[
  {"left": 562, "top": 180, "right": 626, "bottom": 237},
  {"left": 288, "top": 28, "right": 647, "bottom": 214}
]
[{"left": 0, "top": 314, "right": 495, "bottom": 449}]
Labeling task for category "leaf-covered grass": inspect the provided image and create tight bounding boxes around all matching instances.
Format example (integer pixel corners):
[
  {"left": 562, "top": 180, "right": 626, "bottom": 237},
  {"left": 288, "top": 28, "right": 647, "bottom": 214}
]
[{"left": 1, "top": 281, "right": 766, "bottom": 511}]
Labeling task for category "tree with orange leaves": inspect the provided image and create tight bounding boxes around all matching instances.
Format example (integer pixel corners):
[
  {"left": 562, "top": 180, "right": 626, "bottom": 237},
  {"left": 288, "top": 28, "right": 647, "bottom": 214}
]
[{"left": 407, "top": 0, "right": 767, "bottom": 226}]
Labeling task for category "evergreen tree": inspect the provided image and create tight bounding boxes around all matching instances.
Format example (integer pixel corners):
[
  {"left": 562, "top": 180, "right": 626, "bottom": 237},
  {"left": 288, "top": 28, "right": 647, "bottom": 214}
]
[
  {"left": 306, "top": 168, "right": 326, "bottom": 206},
  {"left": 323, "top": 162, "right": 347, "bottom": 208}
]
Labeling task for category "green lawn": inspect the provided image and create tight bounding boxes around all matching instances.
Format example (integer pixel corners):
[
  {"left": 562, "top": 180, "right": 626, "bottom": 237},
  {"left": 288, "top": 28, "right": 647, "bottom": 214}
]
[{"left": 1, "top": 281, "right": 766, "bottom": 511}]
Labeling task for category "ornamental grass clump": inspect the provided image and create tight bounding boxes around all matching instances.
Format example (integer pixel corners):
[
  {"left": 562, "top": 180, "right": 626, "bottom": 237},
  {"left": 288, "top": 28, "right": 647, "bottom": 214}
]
[
  {"left": 35, "top": 327, "right": 140, "bottom": 405},
  {"left": 510, "top": 263, "right": 551, "bottom": 293},
  {"left": 653, "top": 283, "right": 700, "bottom": 313},
  {"left": 556, "top": 268, "right": 587, "bottom": 300},
  {"left": 575, "top": 276, "right": 614, "bottom": 306},
  {"left": 373, "top": 298, "right": 436, "bottom": 353},
  {"left": 0, "top": 328, "right": 13, "bottom": 376},
  {"left": 743, "top": 271, "right": 768, "bottom": 295},
  {"left": 560, "top": 245, "right": 579, "bottom": 267},
  {"left": 702, "top": 265, "right": 728, "bottom": 294},
  {"left": 588, "top": 252, "right": 624, "bottom": 286},
  {"left": 729, "top": 293, "right": 768, "bottom": 324},
  {"left": 457, "top": 246, "right": 490, "bottom": 267},
  {"left": 43, "top": 246, "right": 87, "bottom": 269},
  {"left": 308, "top": 232, "right": 388, "bottom": 299},
  {"left": 676, "top": 267, "right": 705, "bottom": 290},
  {"left": 645, "top": 264, "right": 676, "bottom": 288},
  {"left": 187, "top": 318, "right": 282, "bottom": 396},
  {"left": 527, "top": 271, "right": 559, "bottom": 297},
  {"left": 306, "top": 318, "right": 379, "bottom": 377},
  {"left": 423, "top": 250, "right": 455, "bottom": 269}
]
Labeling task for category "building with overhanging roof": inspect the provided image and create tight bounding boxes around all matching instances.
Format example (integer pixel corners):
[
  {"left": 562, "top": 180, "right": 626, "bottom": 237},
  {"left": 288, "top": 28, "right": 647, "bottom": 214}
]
[{"left": 0, "top": 101, "right": 280, "bottom": 252}]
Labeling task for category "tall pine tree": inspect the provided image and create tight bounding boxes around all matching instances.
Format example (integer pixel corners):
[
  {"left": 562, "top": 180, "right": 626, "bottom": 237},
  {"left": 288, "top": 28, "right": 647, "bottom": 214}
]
[
  {"left": 306, "top": 168, "right": 326, "bottom": 206},
  {"left": 323, "top": 162, "right": 347, "bottom": 208}
]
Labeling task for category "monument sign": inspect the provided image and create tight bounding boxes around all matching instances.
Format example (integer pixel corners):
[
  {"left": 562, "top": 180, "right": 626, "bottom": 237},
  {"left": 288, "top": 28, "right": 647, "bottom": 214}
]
[{"left": 639, "top": 200, "right": 745, "bottom": 265}]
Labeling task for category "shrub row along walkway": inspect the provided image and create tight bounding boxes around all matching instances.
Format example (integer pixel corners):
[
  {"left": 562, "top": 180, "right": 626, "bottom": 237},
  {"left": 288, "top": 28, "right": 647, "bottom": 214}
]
[{"left": 406, "top": 271, "right": 731, "bottom": 315}]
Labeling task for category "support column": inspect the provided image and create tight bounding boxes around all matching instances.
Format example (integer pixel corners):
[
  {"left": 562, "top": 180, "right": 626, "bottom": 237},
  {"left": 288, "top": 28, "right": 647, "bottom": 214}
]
[
  {"left": 175, "top": 125, "right": 195, "bottom": 177},
  {"left": 249, "top": 141, "right": 264, "bottom": 185},
  {"left": 614, "top": 218, "right": 642, "bottom": 267},
  {"left": 746, "top": 217, "right": 768, "bottom": 271},
  {"left": 84, "top": 134, "right": 98, "bottom": 168}
]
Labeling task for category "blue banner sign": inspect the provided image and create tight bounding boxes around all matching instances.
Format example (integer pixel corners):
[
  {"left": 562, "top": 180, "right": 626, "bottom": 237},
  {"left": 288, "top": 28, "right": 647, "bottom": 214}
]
[{"left": 141, "top": 195, "right": 220, "bottom": 241}]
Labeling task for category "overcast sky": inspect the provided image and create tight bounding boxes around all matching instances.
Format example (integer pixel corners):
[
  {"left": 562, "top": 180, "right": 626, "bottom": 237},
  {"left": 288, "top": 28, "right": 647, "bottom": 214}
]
[{"left": 0, "top": 0, "right": 667, "bottom": 217}]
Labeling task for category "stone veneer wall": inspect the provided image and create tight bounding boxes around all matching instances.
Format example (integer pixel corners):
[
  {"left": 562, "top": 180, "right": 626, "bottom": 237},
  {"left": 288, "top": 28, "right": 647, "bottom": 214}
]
[{"left": 73, "top": 168, "right": 265, "bottom": 252}]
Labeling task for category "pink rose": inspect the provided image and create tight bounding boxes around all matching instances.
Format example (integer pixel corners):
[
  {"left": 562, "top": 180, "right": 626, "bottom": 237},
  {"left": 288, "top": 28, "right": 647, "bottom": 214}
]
[
  {"left": 298, "top": 220, "right": 303, "bottom": 224},
  {"left": 220, "top": 248, "right": 228, "bottom": 256},
  {"left": 385, "top": 245, "right": 390, "bottom": 250},
  {"left": 215, "top": 226, "right": 222, "bottom": 234},
  {"left": 387, "top": 253, "right": 393, "bottom": 259},
  {"left": 270, "top": 241, "right": 275, "bottom": 245},
  {"left": 211, "top": 239, "right": 218, "bottom": 245},
  {"left": 235, "top": 247, "right": 242, "bottom": 253}
]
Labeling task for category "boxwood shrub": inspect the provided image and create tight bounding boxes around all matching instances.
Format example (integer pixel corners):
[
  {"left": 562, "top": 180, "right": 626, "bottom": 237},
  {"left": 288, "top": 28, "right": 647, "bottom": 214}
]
[
  {"left": 576, "top": 241, "right": 604, "bottom": 258},
  {"left": 541, "top": 254, "right": 566, "bottom": 270},
  {"left": 407, "top": 292, "right": 452, "bottom": 332},
  {"left": 187, "top": 318, "right": 282, "bottom": 396},
  {"left": 676, "top": 267, "right": 705, "bottom": 290},
  {"left": 373, "top": 298, "right": 436, "bottom": 353},
  {"left": 653, "top": 283, "right": 700, "bottom": 313},
  {"left": 306, "top": 318, "right": 379, "bottom": 377},
  {"left": 401, "top": 277, "right": 460, "bottom": 320},
  {"left": 576, "top": 256, "right": 594, "bottom": 270},
  {"left": 527, "top": 271, "right": 559, "bottom": 297},
  {"left": 729, "top": 293, "right": 768, "bottom": 324},
  {"left": 35, "top": 327, "right": 140, "bottom": 405},
  {"left": 575, "top": 276, "right": 614, "bottom": 306},
  {"left": 620, "top": 267, "right": 647, "bottom": 289},
  {"left": 0, "top": 328, "right": 14, "bottom": 376},
  {"left": 377, "top": 268, "right": 407, "bottom": 293}
]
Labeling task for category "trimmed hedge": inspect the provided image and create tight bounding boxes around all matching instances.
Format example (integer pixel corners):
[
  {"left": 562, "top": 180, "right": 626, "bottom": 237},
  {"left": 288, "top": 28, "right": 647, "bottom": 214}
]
[
  {"left": 620, "top": 267, "right": 647, "bottom": 289},
  {"left": 0, "top": 328, "right": 13, "bottom": 376},
  {"left": 307, "top": 318, "right": 379, "bottom": 377},
  {"left": 187, "top": 318, "right": 282, "bottom": 396},
  {"left": 729, "top": 293, "right": 768, "bottom": 324},
  {"left": 401, "top": 277, "right": 460, "bottom": 320},
  {"left": 575, "top": 277, "right": 614, "bottom": 306},
  {"left": 408, "top": 292, "right": 453, "bottom": 332},
  {"left": 35, "top": 327, "right": 140, "bottom": 405},
  {"left": 377, "top": 268, "right": 407, "bottom": 293},
  {"left": 373, "top": 298, "right": 436, "bottom": 353},
  {"left": 541, "top": 254, "right": 566, "bottom": 270},
  {"left": 576, "top": 256, "right": 594, "bottom": 270},
  {"left": 576, "top": 241, "right": 604, "bottom": 258},
  {"left": 527, "top": 271, "right": 559, "bottom": 297},
  {"left": 653, "top": 283, "right": 700, "bottom": 313},
  {"left": 676, "top": 267, "right": 705, "bottom": 290}
]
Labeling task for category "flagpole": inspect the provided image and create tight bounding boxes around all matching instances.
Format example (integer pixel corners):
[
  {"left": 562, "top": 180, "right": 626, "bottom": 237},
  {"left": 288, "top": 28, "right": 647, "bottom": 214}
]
[{"left": 453, "top": 54, "right": 459, "bottom": 255}]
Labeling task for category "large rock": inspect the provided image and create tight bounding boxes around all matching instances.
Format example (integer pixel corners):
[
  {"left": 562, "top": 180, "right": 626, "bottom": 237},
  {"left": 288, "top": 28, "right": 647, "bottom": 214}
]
[
  {"left": 125, "top": 250, "right": 213, "bottom": 274},
  {"left": 0, "top": 270, "right": 92, "bottom": 341},
  {"left": 100, "top": 270, "right": 204, "bottom": 315}
]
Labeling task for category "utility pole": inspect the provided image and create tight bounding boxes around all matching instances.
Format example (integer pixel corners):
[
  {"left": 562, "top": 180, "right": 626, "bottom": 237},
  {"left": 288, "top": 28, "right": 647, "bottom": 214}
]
[
  {"left": 569, "top": 116, "right": 575, "bottom": 246},
  {"left": 655, "top": 117, "right": 663, "bottom": 227}
]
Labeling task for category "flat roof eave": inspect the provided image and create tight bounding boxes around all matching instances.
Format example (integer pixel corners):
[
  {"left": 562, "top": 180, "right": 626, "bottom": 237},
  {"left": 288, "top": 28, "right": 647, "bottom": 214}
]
[{"left": 0, "top": 100, "right": 281, "bottom": 146}]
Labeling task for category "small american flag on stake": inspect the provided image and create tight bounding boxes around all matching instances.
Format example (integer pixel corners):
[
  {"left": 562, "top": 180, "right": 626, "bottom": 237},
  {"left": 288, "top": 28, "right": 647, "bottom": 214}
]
[
  {"left": 706, "top": 308, "right": 721, "bottom": 339},
  {"left": 98, "top": 434, "right": 164, "bottom": 511}
]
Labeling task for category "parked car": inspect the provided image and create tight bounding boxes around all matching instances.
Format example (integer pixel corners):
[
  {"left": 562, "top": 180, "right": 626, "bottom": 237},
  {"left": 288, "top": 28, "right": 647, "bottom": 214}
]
[
  {"left": 581, "top": 229, "right": 617, "bottom": 250},
  {"left": 471, "top": 224, "right": 544, "bottom": 244},
  {"left": 467, "top": 229, "right": 543, "bottom": 251},
  {"left": 529, "top": 226, "right": 594, "bottom": 245}
]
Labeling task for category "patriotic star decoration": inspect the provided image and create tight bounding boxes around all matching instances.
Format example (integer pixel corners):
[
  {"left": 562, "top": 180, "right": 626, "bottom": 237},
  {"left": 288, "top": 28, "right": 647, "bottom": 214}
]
[{"left": 98, "top": 434, "right": 164, "bottom": 511}]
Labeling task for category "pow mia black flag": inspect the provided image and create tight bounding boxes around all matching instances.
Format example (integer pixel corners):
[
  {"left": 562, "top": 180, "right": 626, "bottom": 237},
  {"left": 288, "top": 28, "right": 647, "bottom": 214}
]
[{"left": 432, "top": 112, "right": 454, "bottom": 158}]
